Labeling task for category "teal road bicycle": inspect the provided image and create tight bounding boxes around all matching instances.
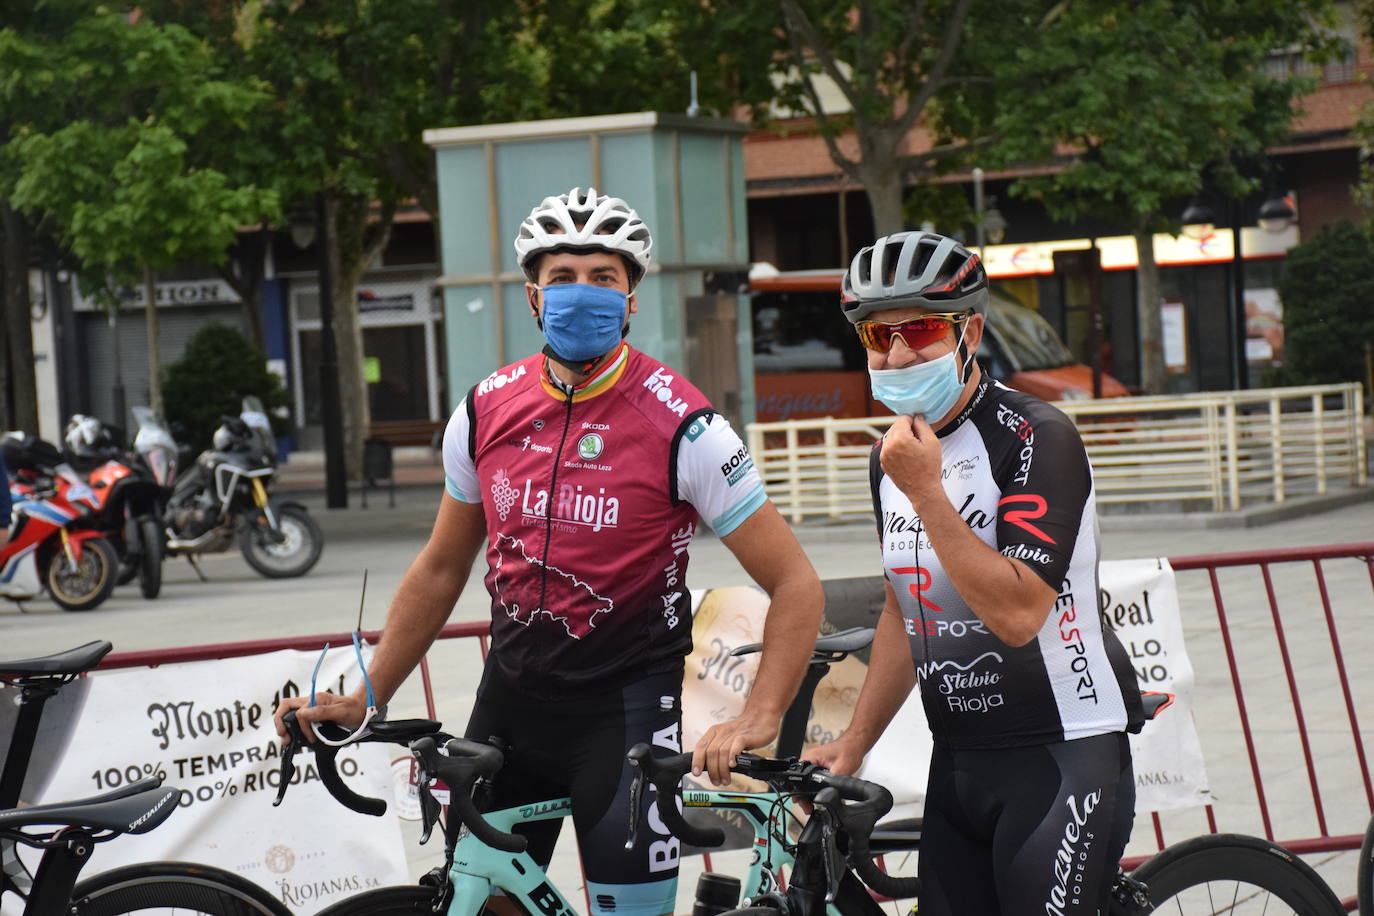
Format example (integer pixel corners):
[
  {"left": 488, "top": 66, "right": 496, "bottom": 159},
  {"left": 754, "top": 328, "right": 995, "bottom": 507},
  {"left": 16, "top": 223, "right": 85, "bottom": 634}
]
[
  {"left": 274, "top": 711, "right": 920, "bottom": 916},
  {"left": 273, "top": 628, "right": 915, "bottom": 915},
  {"left": 277, "top": 626, "right": 1347, "bottom": 916}
]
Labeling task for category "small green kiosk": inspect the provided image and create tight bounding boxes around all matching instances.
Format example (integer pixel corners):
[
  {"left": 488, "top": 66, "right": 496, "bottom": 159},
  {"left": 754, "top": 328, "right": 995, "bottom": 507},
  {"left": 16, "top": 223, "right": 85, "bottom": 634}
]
[{"left": 423, "top": 111, "right": 754, "bottom": 426}]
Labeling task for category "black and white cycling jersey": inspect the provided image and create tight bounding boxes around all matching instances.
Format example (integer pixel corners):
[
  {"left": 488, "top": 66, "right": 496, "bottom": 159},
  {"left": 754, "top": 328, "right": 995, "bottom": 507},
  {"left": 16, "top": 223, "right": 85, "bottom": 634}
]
[{"left": 871, "top": 377, "right": 1144, "bottom": 748}]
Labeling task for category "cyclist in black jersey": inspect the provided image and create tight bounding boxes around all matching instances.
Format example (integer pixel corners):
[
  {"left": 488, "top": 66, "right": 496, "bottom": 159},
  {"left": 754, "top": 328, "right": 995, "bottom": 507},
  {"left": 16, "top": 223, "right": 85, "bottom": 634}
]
[{"left": 804, "top": 232, "right": 1144, "bottom": 916}]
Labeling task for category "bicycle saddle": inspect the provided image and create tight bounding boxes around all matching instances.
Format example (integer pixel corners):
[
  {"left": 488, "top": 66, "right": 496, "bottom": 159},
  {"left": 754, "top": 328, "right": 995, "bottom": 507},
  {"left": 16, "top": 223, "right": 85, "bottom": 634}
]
[
  {"left": 870, "top": 816, "right": 923, "bottom": 854},
  {"left": 0, "top": 641, "right": 112, "bottom": 679},
  {"left": 732, "top": 626, "right": 876, "bottom": 659},
  {"left": 0, "top": 781, "right": 179, "bottom": 836}
]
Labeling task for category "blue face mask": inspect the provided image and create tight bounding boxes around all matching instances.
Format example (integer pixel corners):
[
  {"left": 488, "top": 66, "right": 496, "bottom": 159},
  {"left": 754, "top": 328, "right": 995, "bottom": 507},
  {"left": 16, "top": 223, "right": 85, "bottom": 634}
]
[
  {"left": 868, "top": 349, "right": 966, "bottom": 420},
  {"left": 539, "top": 283, "right": 628, "bottom": 363}
]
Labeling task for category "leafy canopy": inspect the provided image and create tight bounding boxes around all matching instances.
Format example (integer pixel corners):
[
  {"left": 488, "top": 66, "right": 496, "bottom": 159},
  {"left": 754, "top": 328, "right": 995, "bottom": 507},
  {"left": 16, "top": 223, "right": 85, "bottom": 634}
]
[
  {"left": 988, "top": 0, "right": 1338, "bottom": 230},
  {"left": 4, "top": 5, "right": 277, "bottom": 300}
]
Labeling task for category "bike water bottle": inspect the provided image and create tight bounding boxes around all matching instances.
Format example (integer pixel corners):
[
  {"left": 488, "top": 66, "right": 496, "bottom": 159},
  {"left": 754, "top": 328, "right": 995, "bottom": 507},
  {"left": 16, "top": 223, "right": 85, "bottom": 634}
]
[{"left": 692, "top": 873, "right": 741, "bottom": 916}]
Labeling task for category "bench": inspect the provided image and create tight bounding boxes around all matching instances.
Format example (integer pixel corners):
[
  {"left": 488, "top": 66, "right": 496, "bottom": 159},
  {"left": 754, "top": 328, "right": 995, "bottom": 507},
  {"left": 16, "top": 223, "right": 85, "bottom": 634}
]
[{"left": 367, "top": 419, "right": 445, "bottom": 449}]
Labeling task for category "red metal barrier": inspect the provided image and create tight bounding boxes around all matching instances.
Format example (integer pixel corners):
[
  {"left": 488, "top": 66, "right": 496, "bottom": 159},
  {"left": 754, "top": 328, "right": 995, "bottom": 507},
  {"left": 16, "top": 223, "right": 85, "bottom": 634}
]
[
  {"left": 1160, "top": 542, "right": 1374, "bottom": 851},
  {"left": 95, "top": 542, "right": 1374, "bottom": 902}
]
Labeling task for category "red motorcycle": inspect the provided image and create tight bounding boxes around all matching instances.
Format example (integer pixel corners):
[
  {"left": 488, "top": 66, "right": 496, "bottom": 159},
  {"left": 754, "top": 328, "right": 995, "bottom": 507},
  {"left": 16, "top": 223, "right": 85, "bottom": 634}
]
[
  {"left": 63, "top": 414, "right": 166, "bottom": 599},
  {"left": 1, "top": 434, "right": 120, "bottom": 611}
]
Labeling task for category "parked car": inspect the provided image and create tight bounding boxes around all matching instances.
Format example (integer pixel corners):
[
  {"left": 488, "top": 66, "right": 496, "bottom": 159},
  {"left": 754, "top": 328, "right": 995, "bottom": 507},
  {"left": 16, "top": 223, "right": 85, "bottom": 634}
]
[{"left": 749, "top": 266, "right": 1128, "bottom": 422}]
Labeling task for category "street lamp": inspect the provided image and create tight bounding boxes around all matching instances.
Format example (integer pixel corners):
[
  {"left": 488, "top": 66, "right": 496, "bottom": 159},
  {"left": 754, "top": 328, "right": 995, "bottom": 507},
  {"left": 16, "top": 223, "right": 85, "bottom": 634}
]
[
  {"left": 1181, "top": 191, "right": 1295, "bottom": 391},
  {"left": 972, "top": 168, "right": 1008, "bottom": 252},
  {"left": 289, "top": 196, "right": 348, "bottom": 509}
]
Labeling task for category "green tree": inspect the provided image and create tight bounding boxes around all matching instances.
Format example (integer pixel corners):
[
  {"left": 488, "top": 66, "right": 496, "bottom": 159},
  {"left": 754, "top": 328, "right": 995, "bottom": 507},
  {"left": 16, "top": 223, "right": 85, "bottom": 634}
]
[
  {"left": 987, "top": 0, "right": 1336, "bottom": 393},
  {"left": 1266, "top": 222, "right": 1374, "bottom": 388},
  {"left": 207, "top": 0, "right": 744, "bottom": 478},
  {"left": 669, "top": 0, "right": 1039, "bottom": 239},
  {"left": 5, "top": 4, "right": 276, "bottom": 418},
  {"left": 162, "top": 321, "right": 291, "bottom": 451}
]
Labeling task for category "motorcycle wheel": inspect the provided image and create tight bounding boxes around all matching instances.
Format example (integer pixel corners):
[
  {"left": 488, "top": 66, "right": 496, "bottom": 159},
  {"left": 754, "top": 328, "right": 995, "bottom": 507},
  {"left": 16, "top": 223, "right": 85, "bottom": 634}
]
[
  {"left": 239, "top": 505, "right": 323, "bottom": 578},
  {"left": 46, "top": 536, "right": 119, "bottom": 611},
  {"left": 138, "top": 516, "right": 164, "bottom": 599}
]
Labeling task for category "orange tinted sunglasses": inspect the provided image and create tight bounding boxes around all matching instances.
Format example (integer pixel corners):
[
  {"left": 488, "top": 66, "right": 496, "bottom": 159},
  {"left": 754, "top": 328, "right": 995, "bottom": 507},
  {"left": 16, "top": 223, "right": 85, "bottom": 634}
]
[{"left": 855, "top": 311, "right": 972, "bottom": 352}]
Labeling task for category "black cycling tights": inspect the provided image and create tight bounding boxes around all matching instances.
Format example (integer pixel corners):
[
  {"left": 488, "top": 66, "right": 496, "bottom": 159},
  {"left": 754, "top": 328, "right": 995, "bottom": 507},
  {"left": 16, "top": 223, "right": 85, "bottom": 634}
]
[
  {"left": 465, "top": 664, "right": 682, "bottom": 916},
  {"left": 918, "top": 731, "right": 1135, "bottom": 916}
]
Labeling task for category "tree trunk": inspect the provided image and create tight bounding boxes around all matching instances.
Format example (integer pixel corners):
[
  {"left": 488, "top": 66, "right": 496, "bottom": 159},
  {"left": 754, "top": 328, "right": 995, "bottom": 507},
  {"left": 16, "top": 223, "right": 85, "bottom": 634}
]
[
  {"left": 1133, "top": 227, "right": 1167, "bottom": 395},
  {"left": 328, "top": 193, "right": 392, "bottom": 480},
  {"left": 860, "top": 161, "right": 906, "bottom": 239},
  {"left": 143, "top": 265, "right": 162, "bottom": 415},
  {"left": 218, "top": 230, "right": 266, "bottom": 349},
  {"left": 0, "top": 200, "right": 39, "bottom": 433}
]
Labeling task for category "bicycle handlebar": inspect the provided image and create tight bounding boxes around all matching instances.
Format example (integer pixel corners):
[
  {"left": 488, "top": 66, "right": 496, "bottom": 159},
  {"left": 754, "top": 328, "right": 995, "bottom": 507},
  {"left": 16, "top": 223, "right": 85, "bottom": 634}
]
[
  {"left": 274, "top": 710, "right": 387, "bottom": 816},
  {"left": 625, "top": 745, "right": 726, "bottom": 849},
  {"left": 274, "top": 712, "right": 529, "bottom": 854},
  {"left": 625, "top": 744, "right": 921, "bottom": 900},
  {"left": 410, "top": 737, "right": 527, "bottom": 854}
]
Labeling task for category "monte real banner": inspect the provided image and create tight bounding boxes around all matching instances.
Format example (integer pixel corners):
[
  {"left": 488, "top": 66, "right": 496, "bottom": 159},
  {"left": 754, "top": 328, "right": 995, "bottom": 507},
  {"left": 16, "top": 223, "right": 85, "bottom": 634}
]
[
  {"left": 683, "top": 557, "right": 1211, "bottom": 826},
  {"left": 10, "top": 648, "right": 406, "bottom": 916}
]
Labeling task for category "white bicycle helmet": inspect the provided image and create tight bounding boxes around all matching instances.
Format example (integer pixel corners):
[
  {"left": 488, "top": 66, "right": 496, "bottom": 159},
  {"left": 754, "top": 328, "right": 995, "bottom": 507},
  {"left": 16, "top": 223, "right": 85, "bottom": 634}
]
[
  {"left": 841, "top": 231, "right": 988, "bottom": 324},
  {"left": 514, "top": 187, "right": 653, "bottom": 288}
]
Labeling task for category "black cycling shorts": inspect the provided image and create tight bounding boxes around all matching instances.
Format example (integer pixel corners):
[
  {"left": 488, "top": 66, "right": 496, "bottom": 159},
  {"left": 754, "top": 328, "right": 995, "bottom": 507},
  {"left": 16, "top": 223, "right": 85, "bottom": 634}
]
[
  {"left": 464, "top": 663, "right": 683, "bottom": 916},
  {"left": 918, "top": 731, "right": 1135, "bottom": 916}
]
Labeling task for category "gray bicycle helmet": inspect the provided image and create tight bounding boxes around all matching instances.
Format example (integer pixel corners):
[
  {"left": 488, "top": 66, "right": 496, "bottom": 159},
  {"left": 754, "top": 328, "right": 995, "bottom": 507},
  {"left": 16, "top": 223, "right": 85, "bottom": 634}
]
[
  {"left": 514, "top": 187, "right": 653, "bottom": 288},
  {"left": 841, "top": 231, "right": 988, "bottom": 323}
]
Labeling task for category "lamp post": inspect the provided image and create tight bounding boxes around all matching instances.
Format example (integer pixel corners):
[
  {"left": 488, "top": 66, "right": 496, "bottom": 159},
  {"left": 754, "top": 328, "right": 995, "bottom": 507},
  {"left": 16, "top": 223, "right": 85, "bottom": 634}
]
[
  {"left": 972, "top": 168, "right": 1007, "bottom": 252},
  {"left": 1182, "top": 191, "right": 1295, "bottom": 391},
  {"left": 289, "top": 196, "right": 348, "bottom": 509}
]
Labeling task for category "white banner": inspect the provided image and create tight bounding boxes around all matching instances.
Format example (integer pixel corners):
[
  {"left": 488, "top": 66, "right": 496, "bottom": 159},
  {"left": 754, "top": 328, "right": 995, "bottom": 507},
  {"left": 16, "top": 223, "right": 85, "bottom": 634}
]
[
  {"left": 683, "top": 559, "right": 1210, "bottom": 825},
  {"left": 1100, "top": 558, "right": 1213, "bottom": 812},
  {"left": 7, "top": 648, "right": 408, "bottom": 915},
  {"left": 683, "top": 587, "right": 930, "bottom": 823}
]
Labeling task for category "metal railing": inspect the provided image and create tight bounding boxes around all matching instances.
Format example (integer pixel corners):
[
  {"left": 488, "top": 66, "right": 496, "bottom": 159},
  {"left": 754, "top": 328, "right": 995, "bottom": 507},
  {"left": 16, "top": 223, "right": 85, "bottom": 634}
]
[{"left": 746, "top": 382, "right": 1368, "bottom": 522}]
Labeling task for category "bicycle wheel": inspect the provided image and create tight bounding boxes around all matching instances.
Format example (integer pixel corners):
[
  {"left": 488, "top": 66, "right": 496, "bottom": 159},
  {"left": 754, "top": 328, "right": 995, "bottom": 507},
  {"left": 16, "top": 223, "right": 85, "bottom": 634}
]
[
  {"left": 1358, "top": 812, "right": 1374, "bottom": 916},
  {"left": 314, "top": 885, "right": 446, "bottom": 914},
  {"left": 70, "top": 861, "right": 290, "bottom": 915},
  {"left": 1129, "top": 833, "right": 1344, "bottom": 915}
]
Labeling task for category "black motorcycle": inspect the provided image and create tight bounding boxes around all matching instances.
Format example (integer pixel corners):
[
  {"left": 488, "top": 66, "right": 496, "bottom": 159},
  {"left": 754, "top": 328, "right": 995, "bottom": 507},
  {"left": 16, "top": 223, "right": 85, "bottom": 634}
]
[{"left": 135, "top": 402, "right": 324, "bottom": 579}]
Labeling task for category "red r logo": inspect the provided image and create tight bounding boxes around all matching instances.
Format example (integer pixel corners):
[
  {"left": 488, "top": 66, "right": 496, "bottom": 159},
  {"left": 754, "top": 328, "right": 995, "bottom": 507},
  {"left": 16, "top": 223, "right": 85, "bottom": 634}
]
[
  {"left": 891, "top": 566, "right": 943, "bottom": 612},
  {"left": 998, "top": 494, "right": 1057, "bottom": 544}
]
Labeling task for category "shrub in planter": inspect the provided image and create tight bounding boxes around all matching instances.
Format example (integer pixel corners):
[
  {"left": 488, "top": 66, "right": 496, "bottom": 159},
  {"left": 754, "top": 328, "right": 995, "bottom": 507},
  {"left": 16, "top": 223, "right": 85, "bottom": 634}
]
[
  {"left": 162, "top": 322, "right": 291, "bottom": 452},
  {"left": 1264, "top": 222, "right": 1374, "bottom": 388}
]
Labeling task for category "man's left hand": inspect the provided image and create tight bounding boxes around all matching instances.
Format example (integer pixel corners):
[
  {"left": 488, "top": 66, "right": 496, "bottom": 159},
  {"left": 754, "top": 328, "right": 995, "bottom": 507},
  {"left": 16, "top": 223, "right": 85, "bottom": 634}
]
[
  {"left": 691, "top": 711, "right": 778, "bottom": 786},
  {"left": 880, "top": 415, "right": 944, "bottom": 510}
]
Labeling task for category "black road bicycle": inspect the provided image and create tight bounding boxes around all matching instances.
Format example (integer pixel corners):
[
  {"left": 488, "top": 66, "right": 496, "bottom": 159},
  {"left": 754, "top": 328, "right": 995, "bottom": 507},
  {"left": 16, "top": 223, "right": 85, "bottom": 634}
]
[{"left": 0, "top": 642, "right": 291, "bottom": 915}]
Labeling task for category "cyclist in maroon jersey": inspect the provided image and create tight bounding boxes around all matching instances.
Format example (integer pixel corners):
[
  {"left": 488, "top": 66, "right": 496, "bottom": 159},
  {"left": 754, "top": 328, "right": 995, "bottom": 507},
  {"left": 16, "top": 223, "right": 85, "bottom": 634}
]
[
  {"left": 275, "top": 188, "right": 824, "bottom": 916},
  {"left": 805, "top": 231, "right": 1143, "bottom": 916}
]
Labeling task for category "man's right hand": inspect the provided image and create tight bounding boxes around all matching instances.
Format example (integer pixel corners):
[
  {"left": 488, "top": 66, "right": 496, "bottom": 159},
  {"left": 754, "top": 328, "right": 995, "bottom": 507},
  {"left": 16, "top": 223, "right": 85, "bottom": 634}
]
[
  {"left": 273, "top": 691, "right": 366, "bottom": 745},
  {"left": 801, "top": 735, "right": 866, "bottom": 777}
]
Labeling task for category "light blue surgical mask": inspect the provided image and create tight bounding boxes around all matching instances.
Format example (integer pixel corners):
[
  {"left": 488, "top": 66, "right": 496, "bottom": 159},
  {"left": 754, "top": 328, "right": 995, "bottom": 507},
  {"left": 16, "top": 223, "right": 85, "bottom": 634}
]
[
  {"left": 868, "top": 350, "right": 966, "bottom": 420},
  {"left": 539, "top": 283, "right": 628, "bottom": 363}
]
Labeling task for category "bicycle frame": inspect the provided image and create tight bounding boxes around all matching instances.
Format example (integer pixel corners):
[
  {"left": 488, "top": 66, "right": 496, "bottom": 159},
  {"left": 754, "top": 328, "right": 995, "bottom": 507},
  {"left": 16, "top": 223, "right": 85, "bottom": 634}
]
[
  {"left": 438, "top": 788, "right": 832, "bottom": 916},
  {"left": 441, "top": 797, "right": 578, "bottom": 916}
]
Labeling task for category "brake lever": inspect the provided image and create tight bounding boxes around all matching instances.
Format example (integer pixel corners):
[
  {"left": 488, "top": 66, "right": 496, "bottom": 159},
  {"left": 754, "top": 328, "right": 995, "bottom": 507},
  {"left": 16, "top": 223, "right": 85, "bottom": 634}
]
[
  {"left": 812, "top": 786, "right": 846, "bottom": 903},
  {"left": 273, "top": 712, "right": 306, "bottom": 807},
  {"left": 624, "top": 752, "right": 646, "bottom": 851},
  {"left": 417, "top": 759, "right": 441, "bottom": 845}
]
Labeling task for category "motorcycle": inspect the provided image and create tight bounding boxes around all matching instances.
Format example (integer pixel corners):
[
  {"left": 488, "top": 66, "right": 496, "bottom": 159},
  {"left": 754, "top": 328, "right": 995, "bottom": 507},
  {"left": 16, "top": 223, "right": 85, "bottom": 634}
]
[
  {"left": 136, "top": 401, "right": 323, "bottom": 579},
  {"left": 0, "top": 434, "right": 120, "bottom": 611},
  {"left": 62, "top": 414, "right": 166, "bottom": 599}
]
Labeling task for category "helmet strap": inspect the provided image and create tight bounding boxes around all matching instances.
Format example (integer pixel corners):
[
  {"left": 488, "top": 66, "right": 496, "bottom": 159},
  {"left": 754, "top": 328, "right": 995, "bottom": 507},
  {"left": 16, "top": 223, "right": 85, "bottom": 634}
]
[{"left": 955, "top": 324, "right": 974, "bottom": 384}]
